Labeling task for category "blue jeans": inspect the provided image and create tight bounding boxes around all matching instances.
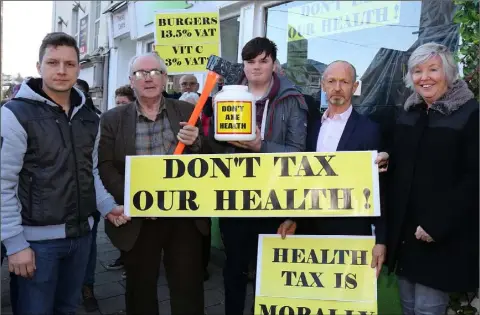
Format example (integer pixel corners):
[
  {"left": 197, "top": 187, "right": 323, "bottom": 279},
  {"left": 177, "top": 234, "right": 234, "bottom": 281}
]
[
  {"left": 83, "top": 215, "right": 99, "bottom": 286},
  {"left": 15, "top": 233, "right": 92, "bottom": 315},
  {"left": 398, "top": 276, "right": 449, "bottom": 315}
]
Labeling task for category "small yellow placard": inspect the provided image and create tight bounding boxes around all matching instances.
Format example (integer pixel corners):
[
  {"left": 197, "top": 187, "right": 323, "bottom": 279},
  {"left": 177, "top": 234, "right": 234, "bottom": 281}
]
[{"left": 216, "top": 101, "right": 253, "bottom": 135}]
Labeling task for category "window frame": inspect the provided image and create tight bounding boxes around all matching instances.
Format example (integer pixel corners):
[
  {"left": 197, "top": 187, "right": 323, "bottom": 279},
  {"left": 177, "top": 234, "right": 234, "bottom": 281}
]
[
  {"left": 72, "top": 7, "right": 79, "bottom": 42},
  {"left": 93, "top": 1, "right": 101, "bottom": 50}
]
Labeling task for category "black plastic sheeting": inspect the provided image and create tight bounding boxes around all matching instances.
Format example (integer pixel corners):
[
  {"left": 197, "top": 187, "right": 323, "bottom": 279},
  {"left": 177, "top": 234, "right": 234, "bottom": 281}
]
[
  {"left": 357, "top": 0, "right": 459, "bottom": 148},
  {"left": 280, "top": 0, "right": 459, "bottom": 148},
  {"left": 207, "top": 0, "right": 459, "bottom": 147}
]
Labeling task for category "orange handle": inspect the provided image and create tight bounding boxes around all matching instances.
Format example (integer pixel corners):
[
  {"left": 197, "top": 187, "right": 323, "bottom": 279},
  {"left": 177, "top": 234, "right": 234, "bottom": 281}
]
[{"left": 173, "top": 71, "right": 219, "bottom": 155}]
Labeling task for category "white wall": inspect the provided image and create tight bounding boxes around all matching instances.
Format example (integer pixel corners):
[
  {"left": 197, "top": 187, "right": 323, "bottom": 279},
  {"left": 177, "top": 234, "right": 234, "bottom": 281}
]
[
  {"left": 116, "top": 38, "right": 136, "bottom": 88},
  {"left": 51, "top": 1, "right": 110, "bottom": 56}
]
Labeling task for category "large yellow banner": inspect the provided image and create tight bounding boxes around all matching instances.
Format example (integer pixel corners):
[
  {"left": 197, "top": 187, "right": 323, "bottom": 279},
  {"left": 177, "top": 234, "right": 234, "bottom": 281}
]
[
  {"left": 124, "top": 151, "right": 380, "bottom": 217},
  {"left": 254, "top": 235, "right": 377, "bottom": 314},
  {"left": 154, "top": 11, "right": 220, "bottom": 73}
]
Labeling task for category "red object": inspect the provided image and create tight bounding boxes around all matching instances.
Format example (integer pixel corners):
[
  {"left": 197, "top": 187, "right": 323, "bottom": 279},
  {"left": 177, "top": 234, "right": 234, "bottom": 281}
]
[
  {"left": 201, "top": 116, "right": 210, "bottom": 137},
  {"left": 174, "top": 71, "right": 219, "bottom": 155}
]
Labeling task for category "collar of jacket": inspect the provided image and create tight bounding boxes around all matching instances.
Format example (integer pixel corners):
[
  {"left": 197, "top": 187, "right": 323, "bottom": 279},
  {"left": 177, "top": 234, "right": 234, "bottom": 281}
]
[{"left": 404, "top": 80, "right": 474, "bottom": 115}]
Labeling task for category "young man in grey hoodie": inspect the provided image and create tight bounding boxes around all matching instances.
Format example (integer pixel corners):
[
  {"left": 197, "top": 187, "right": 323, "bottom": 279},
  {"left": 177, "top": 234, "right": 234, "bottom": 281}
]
[{"left": 1, "top": 32, "right": 128, "bottom": 315}]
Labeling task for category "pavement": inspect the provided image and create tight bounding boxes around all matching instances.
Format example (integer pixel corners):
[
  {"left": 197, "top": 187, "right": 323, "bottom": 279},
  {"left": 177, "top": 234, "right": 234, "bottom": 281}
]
[
  {"left": 1, "top": 219, "right": 254, "bottom": 315},
  {"left": 2, "top": 221, "right": 477, "bottom": 315}
]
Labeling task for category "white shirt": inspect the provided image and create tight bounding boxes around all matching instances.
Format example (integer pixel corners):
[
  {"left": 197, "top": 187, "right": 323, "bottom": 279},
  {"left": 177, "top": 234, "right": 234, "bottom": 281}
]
[{"left": 316, "top": 105, "right": 353, "bottom": 152}]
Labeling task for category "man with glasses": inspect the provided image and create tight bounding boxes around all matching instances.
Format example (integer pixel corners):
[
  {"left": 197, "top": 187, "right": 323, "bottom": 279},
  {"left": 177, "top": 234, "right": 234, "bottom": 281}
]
[
  {"left": 97, "top": 52, "right": 209, "bottom": 315},
  {"left": 179, "top": 74, "right": 199, "bottom": 93}
]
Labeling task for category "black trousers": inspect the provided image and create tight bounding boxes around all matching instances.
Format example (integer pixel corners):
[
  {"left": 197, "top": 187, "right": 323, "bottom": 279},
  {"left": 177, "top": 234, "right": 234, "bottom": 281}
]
[
  {"left": 202, "top": 219, "right": 212, "bottom": 272},
  {"left": 124, "top": 219, "right": 204, "bottom": 315},
  {"left": 219, "top": 218, "right": 280, "bottom": 315}
]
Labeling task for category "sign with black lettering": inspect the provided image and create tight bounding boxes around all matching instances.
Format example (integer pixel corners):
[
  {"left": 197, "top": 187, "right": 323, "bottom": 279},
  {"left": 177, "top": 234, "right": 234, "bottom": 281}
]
[
  {"left": 124, "top": 151, "right": 380, "bottom": 217},
  {"left": 254, "top": 235, "right": 377, "bottom": 314},
  {"left": 216, "top": 101, "right": 253, "bottom": 134},
  {"left": 288, "top": 0, "right": 401, "bottom": 42},
  {"left": 154, "top": 11, "right": 220, "bottom": 73}
]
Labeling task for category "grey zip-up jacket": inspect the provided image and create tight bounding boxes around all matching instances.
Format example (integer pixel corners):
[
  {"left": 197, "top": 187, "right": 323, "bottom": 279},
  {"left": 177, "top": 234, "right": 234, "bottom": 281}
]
[
  {"left": 1, "top": 78, "right": 117, "bottom": 255},
  {"left": 206, "top": 73, "right": 308, "bottom": 154}
]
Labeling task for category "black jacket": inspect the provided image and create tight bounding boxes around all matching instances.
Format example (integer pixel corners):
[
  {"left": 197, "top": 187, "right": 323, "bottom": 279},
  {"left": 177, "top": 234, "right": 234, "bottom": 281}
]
[
  {"left": 385, "top": 80, "right": 479, "bottom": 292},
  {"left": 296, "top": 109, "right": 387, "bottom": 245}
]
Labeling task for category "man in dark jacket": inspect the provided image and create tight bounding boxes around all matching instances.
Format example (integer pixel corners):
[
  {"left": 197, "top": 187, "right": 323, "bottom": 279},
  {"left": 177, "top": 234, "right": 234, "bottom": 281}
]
[
  {"left": 74, "top": 78, "right": 103, "bottom": 311},
  {"left": 278, "top": 60, "right": 387, "bottom": 277},
  {"left": 76, "top": 78, "right": 102, "bottom": 115},
  {"left": 98, "top": 52, "right": 208, "bottom": 315},
  {"left": 0, "top": 32, "right": 126, "bottom": 315}
]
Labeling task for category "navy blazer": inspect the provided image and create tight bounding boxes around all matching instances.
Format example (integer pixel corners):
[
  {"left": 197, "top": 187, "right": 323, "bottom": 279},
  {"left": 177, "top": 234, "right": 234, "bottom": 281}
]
[{"left": 299, "top": 108, "right": 386, "bottom": 244}]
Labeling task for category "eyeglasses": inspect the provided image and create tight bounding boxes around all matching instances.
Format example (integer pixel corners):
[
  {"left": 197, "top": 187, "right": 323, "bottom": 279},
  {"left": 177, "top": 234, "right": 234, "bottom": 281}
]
[{"left": 132, "top": 69, "right": 164, "bottom": 80}]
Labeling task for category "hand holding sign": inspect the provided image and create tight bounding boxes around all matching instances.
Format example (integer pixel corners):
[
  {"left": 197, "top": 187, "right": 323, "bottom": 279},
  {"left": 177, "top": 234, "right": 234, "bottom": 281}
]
[
  {"left": 106, "top": 205, "right": 131, "bottom": 227},
  {"left": 277, "top": 219, "right": 297, "bottom": 239},
  {"left": 370, "top": 244, "right": 386, "bottom": 278}
]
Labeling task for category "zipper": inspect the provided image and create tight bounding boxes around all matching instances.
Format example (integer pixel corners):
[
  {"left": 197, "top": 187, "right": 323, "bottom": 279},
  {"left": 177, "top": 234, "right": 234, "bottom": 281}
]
[
  {"left": 28, "top": 175, "right": 34, "bottom": 212},
  {"left": 68, "top": 107, "right": 82, "bottom": 236},
  {"left": 55, "top": 119, "right": 67, "bottom": 148}
]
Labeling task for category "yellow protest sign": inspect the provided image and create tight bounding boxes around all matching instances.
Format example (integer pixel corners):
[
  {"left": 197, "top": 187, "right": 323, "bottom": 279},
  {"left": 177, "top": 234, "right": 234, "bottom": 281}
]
[
  {"left": 254, "top": 235, "right": 377, "bottom": 314},
  {"left": 255, "top": 296, "right": 377, "bottom": 315},
  {"left": 154, "top": 11, "right": 220, "bottom": 73},
  {"left": 288, "top": 1, "right": 401, "bottom": 42},
  {"left": 124, "top": 151, "right": 380, "bottom": 217},
  {"left": 256, "top": 235, "right": 377, "bottom": 302}
]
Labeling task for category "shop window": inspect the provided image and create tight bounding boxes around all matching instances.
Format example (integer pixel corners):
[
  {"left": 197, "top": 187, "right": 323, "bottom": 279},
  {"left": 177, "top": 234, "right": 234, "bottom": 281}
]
[
  {"left": 72, "top": 7, "right": 79, "bottom": 42},
  {"left": 93, "top": 1, "right": 101, "bottom": 50},
  {"left": 146, "top": 41, "right": 155, "bottom": 53},
  {"left": 266, "top": 0, "right": 459, "bottom": 115},
  {"left": 267, "top": 1, "right": 425, "bottom": 103},
  {"left": 220, "top": 16, "right": 240, "bottom": 63}
]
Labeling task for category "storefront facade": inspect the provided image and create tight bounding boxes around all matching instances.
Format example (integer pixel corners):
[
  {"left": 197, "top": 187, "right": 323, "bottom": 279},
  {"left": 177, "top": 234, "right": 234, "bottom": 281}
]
[{"left": 107, "top": 0, "right": 458, "bottom": 113}]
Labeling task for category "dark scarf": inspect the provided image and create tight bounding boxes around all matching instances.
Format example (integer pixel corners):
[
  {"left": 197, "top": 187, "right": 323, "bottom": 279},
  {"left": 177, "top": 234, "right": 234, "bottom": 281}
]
[{"left": 255, "top": 74, "right": 280, "bottom": 130}]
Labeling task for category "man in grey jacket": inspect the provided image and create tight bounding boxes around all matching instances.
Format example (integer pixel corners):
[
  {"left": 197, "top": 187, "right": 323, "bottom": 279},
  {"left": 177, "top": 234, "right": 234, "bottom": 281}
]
[
  {"left": 206, "top": 37, "right": 308, "bottom": 315},
  {"left": 0, "top": 32, "right": 127, "bottom": 315}
]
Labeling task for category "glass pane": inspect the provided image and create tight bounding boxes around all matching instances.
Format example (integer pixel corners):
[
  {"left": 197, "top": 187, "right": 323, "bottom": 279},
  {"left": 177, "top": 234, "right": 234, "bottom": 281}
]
[
  {"left": 95, "top": 1, "right": 101, "bottom": 20},
  {"left": 267, "top": 1, "right": 423, "bottom": 102},
  {"left": 94, "top": 21, "right": 100, "bottom": 50},
  {"left": 220, "top": 16, "right": 240, "bottom": 63},
  {"left": 72, "top": 9, "right": 78, "bottom": 35}
]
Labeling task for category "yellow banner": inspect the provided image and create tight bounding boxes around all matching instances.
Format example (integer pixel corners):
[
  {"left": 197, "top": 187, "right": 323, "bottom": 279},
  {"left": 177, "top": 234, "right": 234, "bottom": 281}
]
[
  {"left": 255, "top": 296, "right": 377, "bottom": 315},
  {"left": 288, "top": 1, "right": 401, "bottom": 42},
  {"left": 154, "top": 11, "right": 220, "bottom": 73},
  {"left": 124, "top": 151, "right": 380, "bottom": 217},
  {"left": 255, "top": 235, "right": 377, "bottom": 302}
]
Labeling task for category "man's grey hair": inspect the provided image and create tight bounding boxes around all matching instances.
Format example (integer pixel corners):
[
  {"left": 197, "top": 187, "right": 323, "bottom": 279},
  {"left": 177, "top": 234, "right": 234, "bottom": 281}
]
[
  {"left": 322, "top": 60, "right": 357, "bottom": 82},
  {"left": 404, "top": 42, "right": 459, "bottom": 90},
  {"left": 128, "top": 52, "right": 168, "bottom": 76}
]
